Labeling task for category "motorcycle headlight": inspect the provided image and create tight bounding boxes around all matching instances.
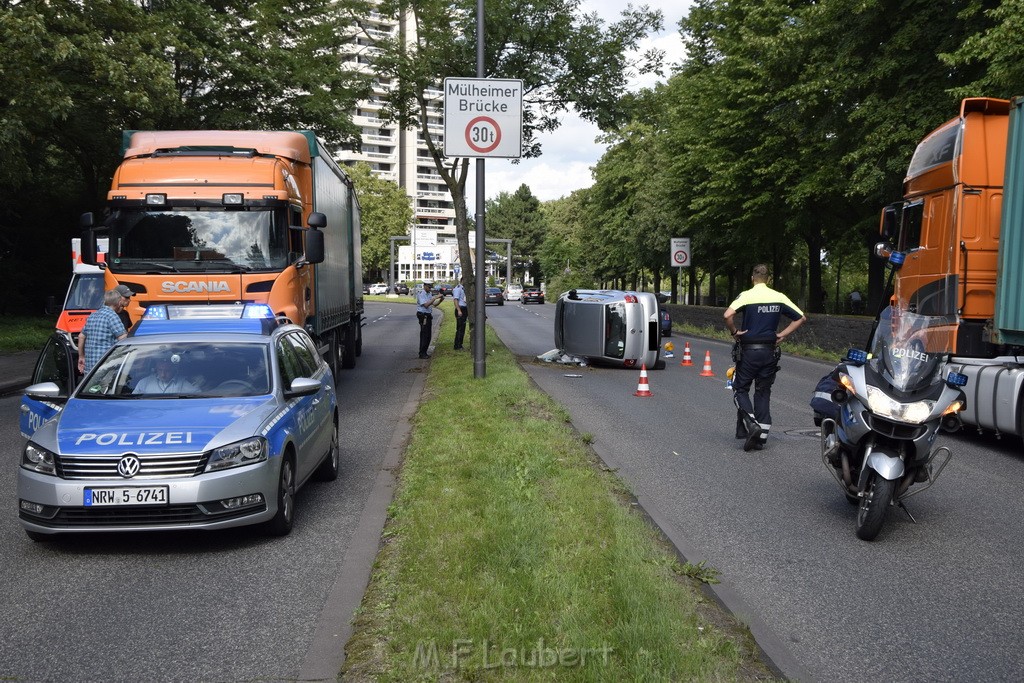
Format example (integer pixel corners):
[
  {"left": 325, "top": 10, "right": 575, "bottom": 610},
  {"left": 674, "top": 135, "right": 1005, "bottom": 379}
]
[
  {"left": 204, "top": 437, "right": 268, "bottom": 472},
  {"left": 865, "top": 386, "right": 934, "bottom": 424},
  {"left": 22, "top": 442, "right": 57, "bottom": 475}
]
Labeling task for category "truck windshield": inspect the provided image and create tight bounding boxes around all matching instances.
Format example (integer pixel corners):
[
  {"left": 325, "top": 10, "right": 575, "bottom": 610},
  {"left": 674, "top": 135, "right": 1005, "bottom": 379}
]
[{"left": 103, "top": 208, "right": 291, "bottom": 273}]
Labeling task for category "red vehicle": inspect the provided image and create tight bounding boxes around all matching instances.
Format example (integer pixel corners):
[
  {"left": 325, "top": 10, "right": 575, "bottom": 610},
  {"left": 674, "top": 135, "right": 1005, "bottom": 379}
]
[{"left": 521, "top": 287, "right": 545, "bottom": 305}]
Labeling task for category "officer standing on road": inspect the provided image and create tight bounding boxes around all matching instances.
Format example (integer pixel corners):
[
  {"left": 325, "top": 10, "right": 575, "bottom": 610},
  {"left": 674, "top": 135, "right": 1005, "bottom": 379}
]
[
  {"left": 452, "top": 279, "right": 468, "bottom": 350},
  {"left": 416, "top": 281, "right": 444, "bottom": 359},
  {"left": 724, "top": 264, "right": 807, "bottom": 451},
  {"left": 78, "top": 287, "right": 132, "bottom": 374}
]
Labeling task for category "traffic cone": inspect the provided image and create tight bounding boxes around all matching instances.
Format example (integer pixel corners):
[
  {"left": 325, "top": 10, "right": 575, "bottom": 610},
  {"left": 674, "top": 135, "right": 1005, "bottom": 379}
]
[
  {"left": 633, "top": 364, "right": 653, "bottom": 397},
  {"left": 700, "top": 350, "right": 715, "bottom": 377},
  {"left": 680, "top": 342, "right": 694, "bottom": 366},
  {"left": 664, "top": 341, "right": 675, "bottom": 358}
]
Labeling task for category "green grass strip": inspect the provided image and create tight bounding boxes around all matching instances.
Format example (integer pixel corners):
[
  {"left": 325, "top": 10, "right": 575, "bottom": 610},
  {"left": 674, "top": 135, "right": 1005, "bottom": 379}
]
[{"left": 343, "top": 302, "right": 775, "bottom": 681}]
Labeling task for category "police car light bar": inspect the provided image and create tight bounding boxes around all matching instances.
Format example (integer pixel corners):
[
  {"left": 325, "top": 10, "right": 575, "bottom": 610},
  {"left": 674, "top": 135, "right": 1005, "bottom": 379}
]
[{"left": 142, "top": 304, "right": 275, "bottom": 320}]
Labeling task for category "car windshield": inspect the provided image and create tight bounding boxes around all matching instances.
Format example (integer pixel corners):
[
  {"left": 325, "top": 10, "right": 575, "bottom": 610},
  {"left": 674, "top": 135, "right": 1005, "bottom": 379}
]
[
  {"left": 78, "top": 341, "right": 271, "bottom": 398},
  {"left": 64, "top": 273, "right": 105, "bottom": 310},
  {"left": 869, "top": 306, "right": 956, "bottom": 392}
]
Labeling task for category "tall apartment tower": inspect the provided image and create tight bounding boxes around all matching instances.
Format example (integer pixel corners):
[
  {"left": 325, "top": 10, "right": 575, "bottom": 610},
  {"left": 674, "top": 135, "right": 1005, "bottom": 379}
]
[{"left": 337, "top": 3, "right": 459, "bottom": 283}]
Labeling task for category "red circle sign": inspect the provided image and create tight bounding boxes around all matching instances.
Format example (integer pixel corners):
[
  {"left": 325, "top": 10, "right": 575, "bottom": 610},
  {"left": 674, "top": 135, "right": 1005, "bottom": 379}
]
[
  {"left": 466, "top": 116, "right": 502, "bottom": 154},
  {"left": 673, "top": 250, "right": 688, "bottom": 265}
]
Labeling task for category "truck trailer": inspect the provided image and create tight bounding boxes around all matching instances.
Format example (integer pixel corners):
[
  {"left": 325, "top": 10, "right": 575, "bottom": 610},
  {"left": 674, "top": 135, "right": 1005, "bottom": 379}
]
[
  {"left": 880, "top": 97, "right": 1024, "bottom": 437},
  {"left": 78, "top": 130, "right": 363, "bottom": 376}
]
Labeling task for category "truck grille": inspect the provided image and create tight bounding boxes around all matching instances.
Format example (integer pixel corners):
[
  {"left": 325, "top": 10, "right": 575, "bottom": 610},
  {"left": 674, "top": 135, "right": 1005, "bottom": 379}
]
[{"left": 55, "top": 453, "right": 209, "bottom": 479}]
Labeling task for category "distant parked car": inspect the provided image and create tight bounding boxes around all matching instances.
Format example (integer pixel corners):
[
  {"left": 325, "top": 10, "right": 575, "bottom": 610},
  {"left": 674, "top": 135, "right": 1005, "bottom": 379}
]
[
  {"left": 362, "top": 282, "right": 370, "bottom": 295},
  {"left": 368, "top": 283, "right": 388, "bottom": 295},
  {"left": 484, "top": 287, "right": 504, "bottom": 306},
  {"left": 436, "top": 283, "right": 455, "bottom": 297},
  {"left": 393, "top": 282, "right": 409, "bottom": 295},
  {"left": 521, "top": 287, "right": 545, "bottom": 305},
  {"left": 505, "top": 283, "right": 523, "bottom": 301}
]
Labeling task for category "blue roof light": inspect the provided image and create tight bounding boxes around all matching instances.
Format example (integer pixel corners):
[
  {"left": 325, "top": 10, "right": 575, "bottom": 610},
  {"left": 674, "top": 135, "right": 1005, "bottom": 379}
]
[
  {"left": 946, "top": 371, "right": 968, "bottom": 387},
  {"left": 242, "top": 303, "right": 275, "bottom": 319},
  {"left": 845, "top": 348, "right": 868, "bottom": 365},
  {"left": 143, "top": 305, "right": 169, "bottom": 320}
]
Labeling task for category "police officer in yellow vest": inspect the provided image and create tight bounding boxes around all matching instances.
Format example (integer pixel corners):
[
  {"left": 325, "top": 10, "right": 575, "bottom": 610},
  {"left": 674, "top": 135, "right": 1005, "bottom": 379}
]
[{"left": 724, "top": 264, "right": 807, "bottom": 451}]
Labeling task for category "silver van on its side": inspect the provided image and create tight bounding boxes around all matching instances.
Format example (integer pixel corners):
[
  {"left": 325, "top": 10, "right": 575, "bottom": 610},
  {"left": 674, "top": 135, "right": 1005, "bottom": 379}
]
[{"left": 554, "top": 289, "right": 663, "bottom": 368}]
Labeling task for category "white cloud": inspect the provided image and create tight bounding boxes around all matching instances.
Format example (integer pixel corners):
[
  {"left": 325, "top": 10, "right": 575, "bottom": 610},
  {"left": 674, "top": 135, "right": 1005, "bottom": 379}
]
[{"left": 475, "top": 0, "right": 690, "bottom": 206}]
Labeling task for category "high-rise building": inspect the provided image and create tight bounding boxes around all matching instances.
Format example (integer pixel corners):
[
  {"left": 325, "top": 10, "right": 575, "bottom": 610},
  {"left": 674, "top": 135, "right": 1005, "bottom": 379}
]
[{"left": 336, "top": 4, "right": 461, "bottom": 283}]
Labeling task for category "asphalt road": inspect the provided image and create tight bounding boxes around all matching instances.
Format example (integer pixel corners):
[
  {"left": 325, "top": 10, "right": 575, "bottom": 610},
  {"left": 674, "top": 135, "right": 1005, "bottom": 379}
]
[
  {"left": 0, "top": 302, "right": 429, "bottom": 682},
  {"left": 487, "top": 300, "right": 1024, "bottom": 682}
]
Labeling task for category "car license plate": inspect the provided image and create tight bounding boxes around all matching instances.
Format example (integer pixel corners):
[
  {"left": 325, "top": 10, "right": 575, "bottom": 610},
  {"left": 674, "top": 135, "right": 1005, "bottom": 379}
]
[{"left": 84, "top": 486, "right": 169, "bottom": 506}]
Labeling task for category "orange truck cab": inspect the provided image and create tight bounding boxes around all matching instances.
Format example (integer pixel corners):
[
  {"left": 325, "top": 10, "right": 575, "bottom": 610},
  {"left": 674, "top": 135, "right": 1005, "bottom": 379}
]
[
  {"left": 78, "top": 130, "right": 363, "bottom": 375},
  {"left": 879, "top": 97, "right": 1024, "bottom": 436}
]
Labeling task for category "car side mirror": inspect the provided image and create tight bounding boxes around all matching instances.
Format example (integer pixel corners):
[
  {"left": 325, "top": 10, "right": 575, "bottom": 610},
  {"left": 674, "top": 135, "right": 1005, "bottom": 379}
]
[
  {"left": 286, "top": 377, "right": 321, "bottom": 397},
  {"left": 25, "top": 382, "right": 64, "bottom": 399}
]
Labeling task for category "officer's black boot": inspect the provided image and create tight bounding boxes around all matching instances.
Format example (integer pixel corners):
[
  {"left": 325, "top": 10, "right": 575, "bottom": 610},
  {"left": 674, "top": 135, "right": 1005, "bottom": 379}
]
[
  {"left": 741, "top": 413, "right": 762, "bottom": 452},
  {"left": 735, "top": 411, "right": 747, "bottom": 439}
]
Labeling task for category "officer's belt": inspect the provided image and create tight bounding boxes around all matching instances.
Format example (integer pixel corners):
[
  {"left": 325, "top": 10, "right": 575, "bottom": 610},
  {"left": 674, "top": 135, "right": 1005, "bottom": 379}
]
[{"left": 740, "top": 343, "right": 776, "bottom": 350}]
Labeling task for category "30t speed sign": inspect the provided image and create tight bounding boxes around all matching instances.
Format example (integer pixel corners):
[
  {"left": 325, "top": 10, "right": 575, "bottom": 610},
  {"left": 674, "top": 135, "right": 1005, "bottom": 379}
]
[{"left": 444, "top": 78, "right": 523, "bottom": 158}]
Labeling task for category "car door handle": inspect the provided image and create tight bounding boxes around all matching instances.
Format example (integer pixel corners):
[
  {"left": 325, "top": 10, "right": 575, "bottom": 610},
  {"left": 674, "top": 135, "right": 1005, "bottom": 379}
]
[{"left": 312, "top": 398, "right": 321, "bottom": 406}]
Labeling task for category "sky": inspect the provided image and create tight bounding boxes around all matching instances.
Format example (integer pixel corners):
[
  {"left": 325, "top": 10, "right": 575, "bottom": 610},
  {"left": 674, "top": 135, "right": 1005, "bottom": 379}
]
[{"left": 477, "top": 0, "right": 689, "bottom": 205}]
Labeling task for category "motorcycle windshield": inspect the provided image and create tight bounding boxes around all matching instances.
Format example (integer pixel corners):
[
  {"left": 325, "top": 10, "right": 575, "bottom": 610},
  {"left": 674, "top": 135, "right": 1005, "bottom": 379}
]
[{"left": 869, "top": 307, "right": 955, "bottom": 392}]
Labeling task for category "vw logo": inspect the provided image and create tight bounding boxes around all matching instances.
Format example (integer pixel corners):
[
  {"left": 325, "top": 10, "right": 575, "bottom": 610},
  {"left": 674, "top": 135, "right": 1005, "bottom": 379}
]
[{"left": 117, "top": 455, "right": 141, "bottom": 479}]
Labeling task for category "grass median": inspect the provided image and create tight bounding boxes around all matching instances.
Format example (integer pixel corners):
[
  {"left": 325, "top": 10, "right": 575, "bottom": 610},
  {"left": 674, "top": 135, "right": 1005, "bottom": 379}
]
[{"left": 342, "top": 302, "right": 777, "bottom": 681}]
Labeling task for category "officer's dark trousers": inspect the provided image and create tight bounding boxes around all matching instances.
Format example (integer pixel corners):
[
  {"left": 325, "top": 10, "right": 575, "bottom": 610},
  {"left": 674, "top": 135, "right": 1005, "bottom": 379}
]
[
  {"left": 417, "top": 312, "right": 433, "bottom": 356},
  {"left": 732, "top": 346, "right": 778, "bottom": 444},
  {"left": 453, "top": 305, "right": 468, "bottom": 349}
]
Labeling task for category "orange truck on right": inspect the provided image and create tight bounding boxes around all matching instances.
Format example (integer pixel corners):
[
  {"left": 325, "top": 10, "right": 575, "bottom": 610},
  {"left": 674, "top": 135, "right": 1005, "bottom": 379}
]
[{"left": 879, "top": 97, "right": 1024, "bottom": 436}]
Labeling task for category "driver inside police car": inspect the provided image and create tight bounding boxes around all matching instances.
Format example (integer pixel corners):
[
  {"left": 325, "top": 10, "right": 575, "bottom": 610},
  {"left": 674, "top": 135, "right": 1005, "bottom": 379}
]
[{"left": 133, "top": 356, "right": 199, "bottom": 395}]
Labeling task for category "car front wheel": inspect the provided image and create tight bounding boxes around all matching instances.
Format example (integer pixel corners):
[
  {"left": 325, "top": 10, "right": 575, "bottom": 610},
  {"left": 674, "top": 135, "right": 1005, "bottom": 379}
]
[{"left": 265, "top": 456, "right": 296, "bottom": 536}]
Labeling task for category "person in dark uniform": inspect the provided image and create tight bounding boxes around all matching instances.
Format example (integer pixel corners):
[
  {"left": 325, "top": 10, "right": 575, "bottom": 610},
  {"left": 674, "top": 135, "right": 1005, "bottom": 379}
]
[
  {"left": 724, "top": 264, "right": 807, "bottom": 451},
  {"left": 452, "top": 280, "right": 468, "bottom": 350},
  {"left": 415, "top": 282, "right": 444, "bottom": 359}
]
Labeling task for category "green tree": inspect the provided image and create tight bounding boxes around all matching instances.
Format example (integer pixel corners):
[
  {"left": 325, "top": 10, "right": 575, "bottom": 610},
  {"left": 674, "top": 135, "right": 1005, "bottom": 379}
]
[
  {"left": 346, "top": 162, "right": 413, "bottom": 281},
  {"left": 485, "top": 184, "right": 547, "bottom": 284},
  {"left": 0, "top": 0, "right": 371, "bottom": 313},
  {"left": 370, "top": 0, "right": 662, "bottom": 316}
]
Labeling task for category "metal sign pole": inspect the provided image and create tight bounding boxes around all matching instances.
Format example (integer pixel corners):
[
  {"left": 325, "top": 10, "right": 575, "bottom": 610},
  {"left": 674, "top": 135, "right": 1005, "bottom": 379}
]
[{"left": 473, "top": 0, "right": 487, "bottom": 378}]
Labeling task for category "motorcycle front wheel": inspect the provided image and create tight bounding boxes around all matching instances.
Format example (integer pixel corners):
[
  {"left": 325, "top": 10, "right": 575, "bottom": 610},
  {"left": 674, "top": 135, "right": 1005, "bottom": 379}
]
[{"left": 855, "top": 473, "right": 896, "bottom": 541}]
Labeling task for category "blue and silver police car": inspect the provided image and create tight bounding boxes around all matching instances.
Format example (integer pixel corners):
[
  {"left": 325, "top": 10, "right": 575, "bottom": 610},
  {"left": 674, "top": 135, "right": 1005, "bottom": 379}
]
[{"left": 18, "top": 303, "right": 339, "bottom": 541}]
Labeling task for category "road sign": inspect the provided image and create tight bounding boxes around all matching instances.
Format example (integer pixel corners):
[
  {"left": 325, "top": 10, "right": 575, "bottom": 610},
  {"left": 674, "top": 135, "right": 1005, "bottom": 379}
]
[
  {"left": 671, "top": 237, "right": 691, "bottom": 266},
  {"left": 443, "top": 78, "right": 523, "bottom": 158}
]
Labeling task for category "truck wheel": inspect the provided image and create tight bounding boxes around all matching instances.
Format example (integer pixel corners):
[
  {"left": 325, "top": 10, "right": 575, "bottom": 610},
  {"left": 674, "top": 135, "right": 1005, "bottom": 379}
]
[
  {"left": 329, "top": 331, "right": 343, "bottom": 376},
  {"left": 342, "top": 324, "right": 357, "bottom": 369}
]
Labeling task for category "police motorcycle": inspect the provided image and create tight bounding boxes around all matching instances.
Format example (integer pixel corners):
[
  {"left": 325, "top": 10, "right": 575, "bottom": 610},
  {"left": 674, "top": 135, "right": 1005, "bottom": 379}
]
[{"left": 815, "top": 305, "right": 967, "bottom": 541}]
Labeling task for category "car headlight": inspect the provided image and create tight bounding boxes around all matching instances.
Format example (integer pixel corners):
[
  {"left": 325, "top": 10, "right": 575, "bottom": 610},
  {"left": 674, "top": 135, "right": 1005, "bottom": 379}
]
[
  {"left": 865, "top": 386, "right": 934, "bottom": 424},
  {"left": 205, "top": 437, "right": 268, "bottom": 472},
  {"left": 22, "top": 442, "right": 57, "bottom": 475}
]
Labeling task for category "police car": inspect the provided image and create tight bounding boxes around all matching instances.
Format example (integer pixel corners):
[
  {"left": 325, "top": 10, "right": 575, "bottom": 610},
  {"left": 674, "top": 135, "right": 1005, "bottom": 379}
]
[{"left": 18, "top": 303, "right": 339, "bottom": 541}]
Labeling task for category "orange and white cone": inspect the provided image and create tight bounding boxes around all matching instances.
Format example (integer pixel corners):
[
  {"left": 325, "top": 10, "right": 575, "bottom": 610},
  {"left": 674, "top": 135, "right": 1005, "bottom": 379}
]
[
  {"left": 699, "top": 350, "right": 715, "bottom": 377},
  {"left": 680, "top": 342, "right": 694, "bottom": 366},
  {"left": 633, "top": 364, "right": 653, "bottom": 397}
]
